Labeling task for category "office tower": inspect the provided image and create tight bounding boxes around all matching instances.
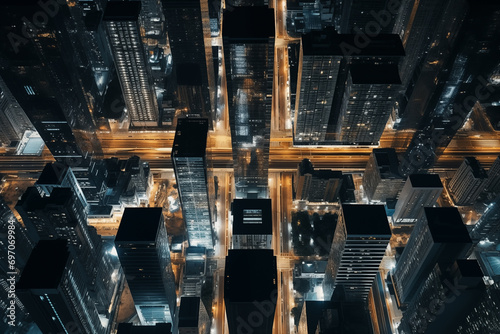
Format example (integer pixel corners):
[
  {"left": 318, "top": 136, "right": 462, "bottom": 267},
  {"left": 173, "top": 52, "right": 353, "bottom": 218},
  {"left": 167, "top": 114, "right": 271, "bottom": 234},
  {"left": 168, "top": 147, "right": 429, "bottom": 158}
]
[
  {"left": 339, "top": 174, "right": 356, "bottom": 203},
  {"left": 400, "top": 1, "right": 500, "bottom": 175},
  {"left": 448, "top": 157, "right": 488, "bottom": 206},
  {"left": 286, "top": 0, "right": 335, "bottom": 37},
  {"left": 370, "top": 272, "right": 393, "bottom": 334},
  {"left": 224, "top": 249, "right": 277, "bottom": 334},
  {"left": 294, "top": 28, "right": 343, "bottom": 143},
  {"left": 0, "top": 196, "right": 35, "bottom": 272},
  {"left": 103, "top": 1, "right": 159, "bottom": 127},
  {"left": 298, "top": 300, "right": 373, "bottom": 333},
  {"left": 334, "top": 63, "right": 402, "bottom": 144},
  {"left": 392, "top": 207, "right": 472, "bottom": 305},
  {"left": 478, "top": 251, "right": 500, "bottom": 283},
  {"left": 231, "top": 199, "right": 272, "bottom": 249},
  {"left": 392, "top": 0, "right": 454, "bottom": 129},
  {"left": 393, "top": 174, "right": 443, "bottom": 225},
  {"left": 178, "top": 296, "right": 211, "bottom": 334},
  {"left": 485, "top": 155, "right": 500, "bottom": 194},
  {"left": 16, "top": 187, "right": 101, "bottom": 281},
  {"left": 471, "top": 193, "right": 500, "bottom": 243},
  {"left": 323, "top": 204, "right": 391, "bottom": 301},
  {"left": 172, "top": 118, "right": 215, "bottom": 250},
  {"left": 163, "top": 0, "right": 216, "bottom": 127},
  {"left": 0, "top": 76, "right": 34, "bottom": 147},
  {"left": 181, "top": 247, "right": 207, "bottom": 297},
  {"left": 362, "top": 148, "right": 405, "bottom": 202},
  {"left": 295, "top": 159, "right": 343, "bottom": 202},
  {"left": 223, "top": 6, "right": 274, "bottom": 199},
  {"left": 335, "top": 0, "right": 397, "bottom": 34},
  {"left": 399, "top": 260, "right": 486, "bottom": 334},
  {"left": 36, "top": 162, "right": 88, "bottom": 211},
  {"left": 455, "top": 282, "right": 500, "bottom": 334},
  {"left": 17, "top": 240, "right": 104, "bottom": 334},
  {"left": 114, "top": 208, "right": 176, "bottom": 324},
  {"left": 0, "top": 0, "right": 104, "bottom": 162},
  {"left": 117, "top": 323, "right": 172, "bottom": 334}
]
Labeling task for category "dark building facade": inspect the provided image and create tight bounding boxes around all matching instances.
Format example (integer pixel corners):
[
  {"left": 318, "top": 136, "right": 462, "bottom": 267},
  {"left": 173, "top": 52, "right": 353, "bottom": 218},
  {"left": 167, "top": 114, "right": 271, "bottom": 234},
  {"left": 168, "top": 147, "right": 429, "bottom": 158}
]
[
  {"left": 114, "top": 208, "right": 176, "bottom": 324},
  {"left": 448, "top": 157, "right": 488, "bottom": 206},
  {"left": 323, "top": 204, "right": 391, "bottom": 302},
  {"left": 172, "top": 118, "right": 215, "bottom": 250},
  {"left": 231, "top": 199, "right": 273, "bottom": 249},
  {"left": 223, "top": 6, "right": 275, "bottom": 199},
  {"left": 224, "top": 249, "right": 277, "bottom": 334}
]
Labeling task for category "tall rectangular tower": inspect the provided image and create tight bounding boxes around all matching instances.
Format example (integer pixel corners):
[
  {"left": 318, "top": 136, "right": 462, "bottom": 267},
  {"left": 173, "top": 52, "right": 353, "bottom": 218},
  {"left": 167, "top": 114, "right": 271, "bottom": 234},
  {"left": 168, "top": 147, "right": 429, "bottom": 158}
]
[
  {"left": 163, "top": 0, "right": 215, "bottom": 127},
  {"left": 17, "top": 240, "right": 104, "bottom": 334},
  {"left": 323, "top": 204, "right": 391, "bottom": 302},
  {"left": 103, "top": 1, "right": 159, "bottom": 127},
  {"left": 172, "top": 118, "right": 214, "bottom": 250},
  {"left": 114, "top": 208, "right": 176, "bottom": 324},
  {"left": 392, "top": 207, "right": 472, "bottom": 305},
  {"left": 448, "top": 157, "right": 488, "bottom": 206},
  {"left": 223, "top": 6, "right": 275, "bottom": 199},
  {"left": 393, "top": 174, "right": 443, "bottom": 225}
]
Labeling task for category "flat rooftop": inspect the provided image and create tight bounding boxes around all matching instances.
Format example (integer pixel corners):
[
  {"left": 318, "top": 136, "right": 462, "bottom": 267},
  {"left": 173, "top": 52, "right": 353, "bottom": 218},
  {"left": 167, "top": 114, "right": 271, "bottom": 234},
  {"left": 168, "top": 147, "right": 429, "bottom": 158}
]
[
  {"left": 341, "top": 204, "right": 391, "bottom": 236},
  {"left": 224, "top": 249, "right": 277, "bottom": 302},
  {"left": 178, "top": 297, "right": 201, "bottom": 328},
  {"left": 171, "top": 118, "right": 208, "bottom": 158},
  {"left": 103, "top": 1, "right": 141, "bottom": 21},
  {"left": 424, "top": 207, "right": 472, "bottom": 243},
  {"left": 231, "top": 199, "right": 272, "bottom": 235},
  {"left": 223, "top": 7, "right": 275, "bottom": 39},
  {"left": 302, "top": 28, "right": 405, "bottom": 57},
  {"left": 350, "top": 63, "right": 402, "bottom": 85},
  {"left": 409, "top": 174, "right": 443, "bottom": 188},
  {"left": 115, "top": 208, "right": 163, "bottom": 243},
  {"left": 17, "top": 240, "right": 69, "bottom": 290}
]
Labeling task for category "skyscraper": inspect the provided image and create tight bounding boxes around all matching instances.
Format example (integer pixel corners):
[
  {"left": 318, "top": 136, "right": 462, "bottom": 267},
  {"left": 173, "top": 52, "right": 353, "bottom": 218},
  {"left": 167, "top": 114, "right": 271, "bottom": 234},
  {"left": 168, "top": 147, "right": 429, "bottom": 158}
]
[
  {"left": 224, "top": 249, "right": 277, "bottom": 334},
  {"left": 448, "top": 157, "right": 488, "bottom": 206},
  {"left": 323, "top": 204, "right": 391, "bottom": 301},
  {"left": 335, "top": 0, "right": 397, "bottom": 34},
  {"left": 178, "top": 296, "right": 211, "bottom": 334},
  {"left": 392, "top": 207, "right": 472, "bottom": 305},
  {"left": 393, "top": 174, "right": 443, "bottom": 225},
  {"left": 223, "top": 6, "right": 275, "bottom": 198},
  {"left": 295, "top": 159, "right": 343, "bottom": 202},
  {"left": 163, "top": 0, "right": 216, "bottom": 127},
  {"left": 0, "top": 0, "right": 104, "bottom": 162},
  {"left": 471, "top": 193, "right": 500, "bottom": 243},
  {"left": 231, "top": 199, "right": 273, "bottom": 249},
  {"left": 362, "top": 148, "right": 405, "bottom": 202},
  {"left": 114, "top": 208, "right": 176, "bottom": 324},
  {"left": 103, "top": 1, "right": 159, "bottom": 127},
  {"left": 172, "top": 118, "right": 215, "bottom": 250},
  {"left": 484, "top": 155, "right": 500, "bottom": 194},
  {"left": 17, "top": 240, "right": 105, "bottom": 334}
]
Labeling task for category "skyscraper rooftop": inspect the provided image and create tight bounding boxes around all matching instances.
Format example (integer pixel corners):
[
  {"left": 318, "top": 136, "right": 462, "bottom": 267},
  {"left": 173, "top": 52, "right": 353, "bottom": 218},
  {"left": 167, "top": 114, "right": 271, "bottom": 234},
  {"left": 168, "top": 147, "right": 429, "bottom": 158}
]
[{"left": 115, "top": 207, "right": 164, "bottom": 243}]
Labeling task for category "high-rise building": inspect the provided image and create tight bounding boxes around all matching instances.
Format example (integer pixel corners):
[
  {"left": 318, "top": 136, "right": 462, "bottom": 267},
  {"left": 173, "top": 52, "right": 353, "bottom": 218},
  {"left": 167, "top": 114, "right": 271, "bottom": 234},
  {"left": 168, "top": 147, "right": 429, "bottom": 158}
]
[
  {"left": 231, "top": 199, "right": 272, "bottom": 249},
  {"left": 223, "top": 6, "right": 274, "bottom": 199},
  {"left": 114, "top": 208, "right": 176, "bottom": 324},
  {"left": 334, "top": 63, "right": 402, "bottom": 144},
  {"left": 286, "top": 0, "right": 335, "bottom": 37},
  {"left": 399, "top": 260, "right": 486, "bottom": 334},
  {"left": 103, "top": 1, "right": 159, "bottom": 127},
  {"left": 448, "top": 157, "right": 488, "bottom": 206},
  {"left": 362, "top": 148, "right": 405, "bottom": 202},
  {"left": 485, "top": 155, "right": 500, "bottom": 194},
  {"left": 335, "top": 0, "right": 397, "bottom": 34},
  {"left": 0, "top": 0, "right": 104, "bottom": 162},
  {"left": 295, "top": 159, "right": 343, "bottom": 202},
  {"left": 393, "top": 174, "right": 443, "bottom": 225},
  {"left": 178, "top": 296, "right": 211, "bottom": 334},
  {"left": 17, "top": 240, "right": 105, "bottom": 334},
  {"left": 224, "top": 249, "right": 277, "bottom": 334},
  {"left": 392, "top": 207, "right": 472, "bottom": 305},
  {"left": 294, "top": 28, "right": 343, "bottom": 143},
  {"left": 163, "top": 0, "right": 216, "bottom": 127},
  {"left": 172, "top": 118, "right": 215, "bottom": 250},
  {"left": 35, "top": 162, "right": 88, "bottom": 211},
  {"left": 399, "top": 1, "right": 500, "bottom": 175},
  {"left": 181, "top": 247, "right": 207, "bottom": 297},
  {"left": 471, "top": 193, "right": 500, "bottom": 243},
  {"left": 323, "top": 204, "right": 391, "bottom": 302}
]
